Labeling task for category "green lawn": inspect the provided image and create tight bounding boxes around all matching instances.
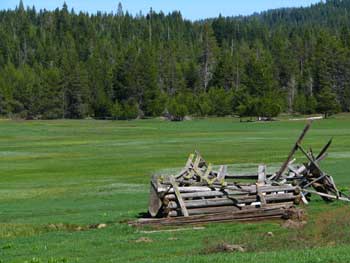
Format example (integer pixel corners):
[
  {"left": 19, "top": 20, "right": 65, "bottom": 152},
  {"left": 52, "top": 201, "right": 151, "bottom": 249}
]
[{"left": 1, "top": 115, "right": 350, "bottom": 262}]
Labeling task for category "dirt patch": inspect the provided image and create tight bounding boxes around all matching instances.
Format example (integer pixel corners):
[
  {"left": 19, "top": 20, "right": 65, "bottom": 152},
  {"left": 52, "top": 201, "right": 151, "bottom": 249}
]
[
  {"left": 283, "top": 208, "right": 307, "bottom": 221},
  {"left": 281, "top": 219, "right": 307, "bottom": 229},
  {"left": 46, "top": 223, "right": 108, "bottom": 232},
  {"left": 310, "top": 206, "right": 350, "bottom": 245}
]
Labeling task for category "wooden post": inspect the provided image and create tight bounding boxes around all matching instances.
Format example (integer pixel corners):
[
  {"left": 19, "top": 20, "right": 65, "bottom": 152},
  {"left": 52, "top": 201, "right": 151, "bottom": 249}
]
[
  {"left": 148, "top": 176, "right": 163, "bottom": 217},
  {"left": 170, "top": 176, "right": 189, "bottom": 217},
  {"left": 258, "top": 165, "right": 266, "bottom": 185}
]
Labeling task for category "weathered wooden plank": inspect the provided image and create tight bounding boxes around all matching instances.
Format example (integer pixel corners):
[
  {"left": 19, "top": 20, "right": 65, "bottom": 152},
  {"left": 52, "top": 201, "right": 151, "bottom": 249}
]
[
  {"left": 163, "top": 184, "right": 297, "bottom": 195},
  {"left": 185, "top": 202, "right": 294, "bottom": 216},
  {"left": 165, "top": 191, "right": 226, "bottom": 200},
  {"left": 148, "top": 176, "right": 163, "bottom": 217},
  {"left": 168, "top": 193, "right": 297, "bottom": 209},
  {"left": 316, "top": 138, "right": 333, "bottom": 160},
  {"left": 258, "top": 165, "right": 266, "bottom": 185},
  {"left": 217, "top": 165, "right": 227, "bottom": 184},
  {"left": 168, "top": 202, "right": 295, "bottom": 217},
  {"left": 175, "top": 153, "right": 194, "bottom": 179},
  {"left": 257, "top": 184, "right": 267, "bottom": 206},
  {"left": 131, "top": 207, "right": 290, "bottom": 227},
  {"left": 303, "top": 189, "right": 350, "bottom": 202},
  {"left": 303, "top": 174, "right": 326, "bottom": 189},
  {"left": 170, "top": 177, "right": 189, "bottom": 217},
  {"left": 275, "top": 121, "right": 312, "bottom": 180}
]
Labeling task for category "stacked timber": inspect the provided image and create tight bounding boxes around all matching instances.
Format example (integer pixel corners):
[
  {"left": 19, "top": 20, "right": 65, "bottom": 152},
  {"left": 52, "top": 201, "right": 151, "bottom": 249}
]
[
  {"left": 148, "top": 152, "right": 301, "bottom": 219},
  {"left": 132, "top": 205, "right": 294, "bottom": 227},
  {"left": 136, "top": 122, "right": 350, "bottom": 227},
  {"left": 159, "top": 182, "right": 300, "bottom": 217}
]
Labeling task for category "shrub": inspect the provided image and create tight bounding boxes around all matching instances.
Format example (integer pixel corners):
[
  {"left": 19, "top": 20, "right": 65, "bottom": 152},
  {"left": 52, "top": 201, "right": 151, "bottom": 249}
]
[{"left": 168, "top": 97, "right": 189, "bottom": 121}]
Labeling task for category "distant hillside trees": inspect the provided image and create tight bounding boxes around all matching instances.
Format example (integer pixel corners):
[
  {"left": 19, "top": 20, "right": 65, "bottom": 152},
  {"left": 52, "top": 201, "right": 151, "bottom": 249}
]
[{"left": 0, "top": 1, "right": 349, "bottom": 120}]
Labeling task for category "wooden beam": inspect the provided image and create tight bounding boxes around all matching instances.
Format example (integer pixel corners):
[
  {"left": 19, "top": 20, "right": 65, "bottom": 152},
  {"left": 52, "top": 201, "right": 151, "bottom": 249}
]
[
  {"left": 302, "top": 174, "right": 326, "bottom": 189},
  {"left": 217, "top": 165, "right": 227, "bottom": 184},
  {"left": 170, "top": 177, "right": 189, "bottom": 217},
  {"left": 258, "top": 165, "right": 266, "bottom": 185},
  {"left": 303, "top": 189, "right": 350, "bottom": 202},
  {"left": 131, "top": 207, "right": 292, "bottom": 227},
  {"left": 275, "top": 121, "right": 312, "bottom": 180},
  {"left": 316, "top": 138, "right": 333, "bottom": 160},
  {"left": 148, "top": 176, "right": 163, "bottom": 217}
]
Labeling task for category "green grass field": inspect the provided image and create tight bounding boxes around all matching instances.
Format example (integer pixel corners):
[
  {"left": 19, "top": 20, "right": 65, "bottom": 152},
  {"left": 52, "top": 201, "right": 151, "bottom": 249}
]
[{"left": 1, "top": 115, "right": 350, "bottom": 263}]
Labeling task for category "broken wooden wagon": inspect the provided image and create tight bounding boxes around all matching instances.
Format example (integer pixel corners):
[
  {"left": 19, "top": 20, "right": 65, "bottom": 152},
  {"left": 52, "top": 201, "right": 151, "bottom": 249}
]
[{"left": 134, "top": 122, "right": 350, "bottom": 226}]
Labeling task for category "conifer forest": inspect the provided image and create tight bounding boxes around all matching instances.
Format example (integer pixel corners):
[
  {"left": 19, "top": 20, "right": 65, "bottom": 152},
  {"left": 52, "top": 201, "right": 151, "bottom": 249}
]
[{"left": 0, "top": 0, "right": 349, "bottom": 120}]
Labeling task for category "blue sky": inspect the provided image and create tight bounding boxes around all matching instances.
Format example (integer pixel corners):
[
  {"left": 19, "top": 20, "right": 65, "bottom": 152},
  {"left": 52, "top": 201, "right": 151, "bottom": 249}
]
[{"left": 1, "top": 0, "right": 321, "bottom": 20}]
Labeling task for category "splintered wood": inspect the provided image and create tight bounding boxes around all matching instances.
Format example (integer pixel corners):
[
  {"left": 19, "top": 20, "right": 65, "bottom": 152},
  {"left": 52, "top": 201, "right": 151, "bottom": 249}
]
[{"left": 135, "top": 122, "right": 350, "bottom": 227}]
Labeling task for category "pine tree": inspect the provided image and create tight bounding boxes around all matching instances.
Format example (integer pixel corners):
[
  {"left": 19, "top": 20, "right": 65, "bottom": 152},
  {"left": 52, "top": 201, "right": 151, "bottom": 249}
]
[
  {"left": 211, "top": 48, "right": 235, "bottom": 91},
  {"left": 117, "top": 2, "right": 124, "bottom": 17},
  {"left": 18, "top": 0, "right": 25, "bottom": 12},
  {"left": 317, "top": 86, "right": 341, "bottom": 118},
  {"left": 200, "top": 23, "right": 218, "bottom": 91},
  {"left": 0, "top": 1, "right": 349, "bottom": 120}
]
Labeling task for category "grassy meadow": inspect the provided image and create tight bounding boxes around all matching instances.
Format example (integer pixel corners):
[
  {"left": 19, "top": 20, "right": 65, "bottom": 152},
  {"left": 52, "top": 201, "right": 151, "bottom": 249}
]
[{"left": 1, "top": 115, "right": 350, "bottom": 262}]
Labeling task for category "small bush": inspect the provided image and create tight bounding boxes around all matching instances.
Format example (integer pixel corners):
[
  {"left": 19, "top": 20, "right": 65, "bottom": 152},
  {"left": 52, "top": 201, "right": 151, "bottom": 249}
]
[
  {"left": 112, "top": 99, "right": 139, "bottom": 120},
  {"left": 167, "top": 97, "right": 188, "bottom": 121}
]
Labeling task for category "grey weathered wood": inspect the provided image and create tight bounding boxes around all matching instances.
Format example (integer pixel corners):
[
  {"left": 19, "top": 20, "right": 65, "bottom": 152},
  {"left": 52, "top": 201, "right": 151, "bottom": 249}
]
[
  {"left": 257, "top": 184, "right": 267, "bottom": 206},
  {"left": 168, "top": 193, "right": 297, "bottom": 209},
  {"left": 275, "top": 121, "right": 312, "bottom": 180},
  {"left": 165, "top": 185, "right": 297, "bottom": 201},
  {"left": 163, "top": 184, "right": 297, "bottom": 196},
  {"left": 170, "top": 177, "right": 189, "bottom": 217},
  {"left": 303, "top": 189, "right": 350, "bottom": 202},
  {"left": 329, "top": 176, "right": 340, "bottom": 197},
  {"left": 300, "top": 192, "right": 309, "bottom": 205},
  {"left": 148, "top": 177, "right": 163, "bottom": 217},
  {"left": 288, "top": 163, "right": 302, "bottom": 176},
  {"left": 302, "top": 174, "right": 326, "bottom": 189},
  {"left": 258, "top": 165, "right": 266, "bottom": 185},
  {"left": 297, "top": 143, "right": 325, "bottom": 176},
  {"left": 316, "top": 138, "right": 333, "bottom": 160},
  {"left": 188, "top": 202, "right": 294, "bottom": 215},
  {"left": 131, "top": 207, "right": 291, "bottom": 226},
  {"left": 217, "top": 165, "right": 227, "bottom": 183},
  {"left": 165, "top": 191, "right": 226, "bottom": 200},
  {"left": 175, "top": 153, "right": 194, "bottom": 179}
]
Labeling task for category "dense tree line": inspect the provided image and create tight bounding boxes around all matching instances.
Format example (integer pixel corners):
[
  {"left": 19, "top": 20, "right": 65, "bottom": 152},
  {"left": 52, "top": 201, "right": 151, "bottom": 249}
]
[{"left": 0, "top": 0, "right": 348, "bottom": 120}]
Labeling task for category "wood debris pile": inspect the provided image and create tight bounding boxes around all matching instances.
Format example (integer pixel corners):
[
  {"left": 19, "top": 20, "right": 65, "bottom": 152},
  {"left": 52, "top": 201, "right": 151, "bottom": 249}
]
[{"left": 132, "top": 122, "right": 349, "bottom": 227}]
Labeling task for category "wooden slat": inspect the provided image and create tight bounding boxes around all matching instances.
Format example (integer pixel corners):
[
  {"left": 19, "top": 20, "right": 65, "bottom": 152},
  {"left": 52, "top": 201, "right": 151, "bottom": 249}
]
[
  {"left": 170, "top": 177, "right": 189, "bottom": 217},
  {"left": 257, "top": 183, "right": 267, "bottom": 206},
  {"left": 258, "top": 165, "right": 266, "bottom": 185},
  {"left": 167, "top": 193, "right": 297, "bottom": 209},
  {"left": 303, "top": 189, "right": 350, "bottom": 202},
  {"left": 164, "top": 184, "right": 297, "bottom": 195},
  {"left": 217, "top": 165, "right": 227, "bottom": 183}
]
